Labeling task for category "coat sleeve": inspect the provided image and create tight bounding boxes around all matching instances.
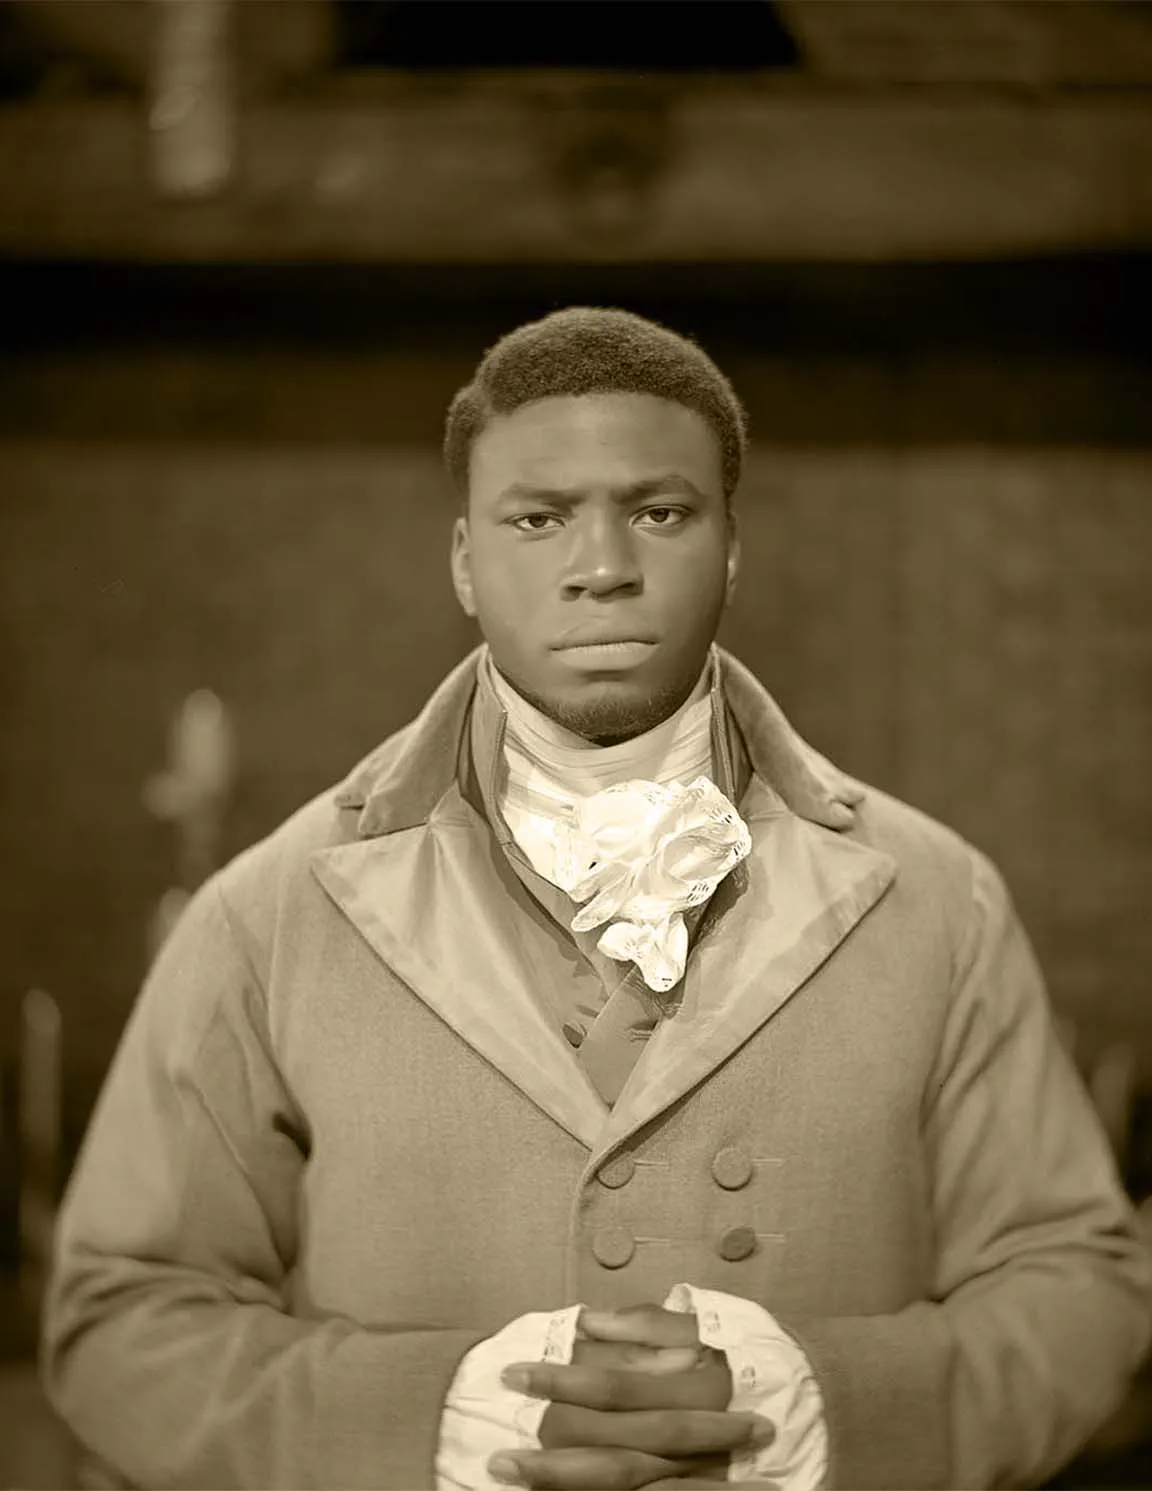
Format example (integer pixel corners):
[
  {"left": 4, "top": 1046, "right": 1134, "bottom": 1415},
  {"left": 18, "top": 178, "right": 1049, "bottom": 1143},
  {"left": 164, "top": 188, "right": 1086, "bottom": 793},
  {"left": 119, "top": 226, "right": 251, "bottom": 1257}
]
[
  {"left": 41, "top": 877, "right": 486, "bottom": 1491},
  {"left": 776, "top": 849, "right": 1152, "bottom": 1491}
]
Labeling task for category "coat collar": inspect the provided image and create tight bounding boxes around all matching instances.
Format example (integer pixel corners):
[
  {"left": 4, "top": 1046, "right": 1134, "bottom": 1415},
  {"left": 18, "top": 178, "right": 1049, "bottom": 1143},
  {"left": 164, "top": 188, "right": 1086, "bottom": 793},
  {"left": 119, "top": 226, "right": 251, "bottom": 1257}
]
[
  {"left": 333, "top": 645, "right": 865, "bottom": 839},
  {"left": 332, "top": 649, "right": 480, "bottom": 836},
  {"left": 315, "top": 646, "right": 892, "bottom": 1153}
]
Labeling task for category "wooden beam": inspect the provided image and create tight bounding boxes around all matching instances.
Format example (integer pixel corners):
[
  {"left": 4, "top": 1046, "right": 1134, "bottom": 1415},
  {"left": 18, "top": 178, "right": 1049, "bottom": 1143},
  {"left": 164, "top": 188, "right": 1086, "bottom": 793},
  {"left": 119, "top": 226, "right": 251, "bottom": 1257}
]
[
  {"left": 777, "top": 1, "right": 1152, "bottom": 89},
  {"left": 778, "top": 1, "right": 1055, "bottom": 87},
  {"left": 1, "top": 82, "right": 1152, "bottom": 262}
]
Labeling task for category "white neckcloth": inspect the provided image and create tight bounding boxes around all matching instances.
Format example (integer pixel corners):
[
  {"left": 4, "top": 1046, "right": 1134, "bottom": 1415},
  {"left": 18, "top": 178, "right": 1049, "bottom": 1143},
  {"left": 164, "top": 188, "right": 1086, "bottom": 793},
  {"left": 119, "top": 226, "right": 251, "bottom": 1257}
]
[{"left": 484, "top": 652, "right": 714, "bottom": 884}]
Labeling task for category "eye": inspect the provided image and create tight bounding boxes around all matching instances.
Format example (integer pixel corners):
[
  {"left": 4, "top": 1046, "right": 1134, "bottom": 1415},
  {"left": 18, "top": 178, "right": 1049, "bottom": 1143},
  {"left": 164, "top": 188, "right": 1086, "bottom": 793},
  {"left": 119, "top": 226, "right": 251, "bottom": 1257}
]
[
  {"left": 510, "top": 513, "right": 564, "bottom": 534},
  {"left": 635, "top": 506, "right": 688, "bottom": 528}
]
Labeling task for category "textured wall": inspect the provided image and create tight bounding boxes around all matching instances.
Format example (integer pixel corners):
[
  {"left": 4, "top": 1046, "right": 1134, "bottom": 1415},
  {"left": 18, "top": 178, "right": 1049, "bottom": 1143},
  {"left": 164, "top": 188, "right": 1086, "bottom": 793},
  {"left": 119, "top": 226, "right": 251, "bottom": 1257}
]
[
  {"left": 729, "top": 446, "right": 1152, "bottom": 1043},
  {"left": 1, "top": 332, "right": 1150, "bottom": 1163}
]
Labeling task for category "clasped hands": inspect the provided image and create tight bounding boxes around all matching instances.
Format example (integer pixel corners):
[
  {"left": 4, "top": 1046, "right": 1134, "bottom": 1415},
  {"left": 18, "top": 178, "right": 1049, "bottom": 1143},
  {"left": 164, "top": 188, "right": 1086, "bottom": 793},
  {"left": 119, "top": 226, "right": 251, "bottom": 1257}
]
[{"left": 488, "top": 1303, "right": 775, "bottom": 1489}]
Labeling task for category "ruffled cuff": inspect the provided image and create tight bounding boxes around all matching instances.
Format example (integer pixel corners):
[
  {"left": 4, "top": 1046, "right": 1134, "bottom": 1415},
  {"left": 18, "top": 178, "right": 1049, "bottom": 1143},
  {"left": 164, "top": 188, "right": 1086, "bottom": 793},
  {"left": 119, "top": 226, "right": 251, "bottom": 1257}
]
[
  {"left": 434, "top": 1307, "right": 582, "bottom": 1491},
  {"left": 664, "top": 1284, "right": 829, "bottom": 1488},
  {"left": 436, "top": 1288, "right": 826, "bottom": 1490}
]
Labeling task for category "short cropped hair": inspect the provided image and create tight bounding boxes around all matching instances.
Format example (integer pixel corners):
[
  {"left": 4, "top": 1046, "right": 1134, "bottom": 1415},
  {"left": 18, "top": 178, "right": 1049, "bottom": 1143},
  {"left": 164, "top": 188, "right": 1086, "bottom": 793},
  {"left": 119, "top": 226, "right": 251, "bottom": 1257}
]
[{"left": 443, "top": 307, "right": 748, "bottom": 503}]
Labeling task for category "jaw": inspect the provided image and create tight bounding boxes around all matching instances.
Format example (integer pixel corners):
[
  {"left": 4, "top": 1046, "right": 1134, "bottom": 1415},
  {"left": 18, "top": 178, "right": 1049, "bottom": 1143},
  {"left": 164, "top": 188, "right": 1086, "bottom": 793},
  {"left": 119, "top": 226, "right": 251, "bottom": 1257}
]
[{"left": 508, "top": 664, "right": 704, "bottom": 745}]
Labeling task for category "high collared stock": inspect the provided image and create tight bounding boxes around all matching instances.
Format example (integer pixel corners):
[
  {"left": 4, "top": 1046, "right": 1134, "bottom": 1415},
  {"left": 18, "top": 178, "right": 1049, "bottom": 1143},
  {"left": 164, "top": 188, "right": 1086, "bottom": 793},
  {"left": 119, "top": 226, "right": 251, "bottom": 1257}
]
[{"left": 43, "top": 648, "right": 1152, "bottom": 1490}]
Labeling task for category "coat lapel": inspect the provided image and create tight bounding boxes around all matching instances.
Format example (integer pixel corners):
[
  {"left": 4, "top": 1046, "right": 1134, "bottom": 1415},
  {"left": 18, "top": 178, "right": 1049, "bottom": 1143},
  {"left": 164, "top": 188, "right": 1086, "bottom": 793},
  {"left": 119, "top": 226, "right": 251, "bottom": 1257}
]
[
  {"left": 591, "top": 776, "right": 897, "bottom": 1164},
  {"left": 311, "top": 642, "right": 895, "bottom": 1161},
  {"left": 312, "top": 786, "right": 609, "bottom": 1150}
]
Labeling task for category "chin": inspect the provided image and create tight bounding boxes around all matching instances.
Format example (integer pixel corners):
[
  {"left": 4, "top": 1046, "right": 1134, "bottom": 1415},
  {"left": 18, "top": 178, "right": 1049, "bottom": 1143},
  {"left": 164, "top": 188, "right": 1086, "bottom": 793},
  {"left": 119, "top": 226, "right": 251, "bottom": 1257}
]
[{"left": 529, "top": 672, "right": 698, "bottom": 746}]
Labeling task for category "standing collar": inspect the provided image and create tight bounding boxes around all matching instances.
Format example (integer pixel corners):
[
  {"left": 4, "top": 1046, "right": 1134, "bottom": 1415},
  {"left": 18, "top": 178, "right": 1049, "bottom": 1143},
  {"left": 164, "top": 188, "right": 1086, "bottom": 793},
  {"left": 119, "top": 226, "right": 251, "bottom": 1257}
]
[
  {"left": 335, "top": 645, "right": 863, "bottom": 838},
  {"left": 483, "top": 647, "right": 713, "bottom": 796},
  {"left": 465, "top": 647, "right": 745, "bottom": 847}
]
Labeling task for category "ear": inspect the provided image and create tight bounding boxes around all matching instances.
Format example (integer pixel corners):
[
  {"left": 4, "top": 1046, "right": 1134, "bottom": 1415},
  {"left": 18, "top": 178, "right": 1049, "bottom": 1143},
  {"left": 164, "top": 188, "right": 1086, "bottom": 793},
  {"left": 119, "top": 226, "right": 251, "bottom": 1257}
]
[
  {"left": 450, "top": 514, "right": 477, "bottom": 618},
  {"left": 724, "top": 510, "right": 741, "bottom": 606}
]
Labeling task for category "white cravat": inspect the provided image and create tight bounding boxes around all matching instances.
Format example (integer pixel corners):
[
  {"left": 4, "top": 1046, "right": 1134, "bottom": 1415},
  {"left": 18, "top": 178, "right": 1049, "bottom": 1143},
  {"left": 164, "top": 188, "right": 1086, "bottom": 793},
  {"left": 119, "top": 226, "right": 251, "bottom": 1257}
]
[
  {"left": 485, "top": 655, "right": 754, "bottom": 992},
  {"left": 485, "top": 650, "right": 714, "bottom": 887}
]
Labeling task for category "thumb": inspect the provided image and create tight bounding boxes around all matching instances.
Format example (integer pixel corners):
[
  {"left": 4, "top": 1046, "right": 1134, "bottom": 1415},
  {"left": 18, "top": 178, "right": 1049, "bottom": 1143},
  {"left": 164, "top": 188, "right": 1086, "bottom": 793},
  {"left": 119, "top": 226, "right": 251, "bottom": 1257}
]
[{"left": 580, "top": 1303, "right": 701, "bottom": 1349}]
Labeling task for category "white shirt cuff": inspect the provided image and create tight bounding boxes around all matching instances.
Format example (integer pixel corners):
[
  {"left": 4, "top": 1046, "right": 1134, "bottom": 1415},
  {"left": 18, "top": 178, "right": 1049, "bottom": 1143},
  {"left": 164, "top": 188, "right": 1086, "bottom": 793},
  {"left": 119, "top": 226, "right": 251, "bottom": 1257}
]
[
  {"left": 434, "top": 1306, "right": 581, "bottom": 1490},
  {"left": 436, "top": 1286, "right": 827, "bottom": 1491},
  {"left": 665, "top": 1283, "right": 828, "bottom": 1488}
]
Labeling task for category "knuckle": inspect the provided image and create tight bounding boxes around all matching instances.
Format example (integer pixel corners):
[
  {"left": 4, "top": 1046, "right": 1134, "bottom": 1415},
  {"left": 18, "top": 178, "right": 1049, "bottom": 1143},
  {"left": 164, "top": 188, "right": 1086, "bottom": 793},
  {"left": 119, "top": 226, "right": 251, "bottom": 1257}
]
[
  {"left": 659, "top": 1408, "right": 729, "bottom": 1454},
  {"left": 653, "top": 1408, "right": 686, "bottom": 1445},
  {"left": 602, "top": 1368, "right": 637, "bottom": 1410},
  {"left": 573, "top": 1368, "right": 623, "bottom": 1412},
  {"left": 527, "top": 1448, "right": 647, "bottom": 1491}
]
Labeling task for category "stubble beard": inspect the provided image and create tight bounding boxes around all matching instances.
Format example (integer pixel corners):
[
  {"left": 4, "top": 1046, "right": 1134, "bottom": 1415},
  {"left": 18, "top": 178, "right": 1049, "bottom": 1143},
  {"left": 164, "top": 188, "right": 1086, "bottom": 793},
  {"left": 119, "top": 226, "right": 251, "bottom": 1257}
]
[{"left": 506, "top": 670, "right": 701, "bottom": 746}]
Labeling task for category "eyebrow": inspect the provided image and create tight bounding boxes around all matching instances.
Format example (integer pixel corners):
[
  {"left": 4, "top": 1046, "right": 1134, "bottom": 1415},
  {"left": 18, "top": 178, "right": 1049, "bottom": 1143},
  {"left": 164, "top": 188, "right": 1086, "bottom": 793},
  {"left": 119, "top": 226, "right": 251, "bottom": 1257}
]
[{"left": 494, "top": 474, "right": 708, "bottom": 509}]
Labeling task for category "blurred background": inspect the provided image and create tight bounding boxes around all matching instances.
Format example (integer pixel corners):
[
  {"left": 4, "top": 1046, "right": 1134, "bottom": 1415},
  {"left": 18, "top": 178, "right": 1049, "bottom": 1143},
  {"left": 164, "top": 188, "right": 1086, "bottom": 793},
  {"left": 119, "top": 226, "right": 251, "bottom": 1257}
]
[{"left": 1, "top": 1, "right": 1151, "bottom": 1485}]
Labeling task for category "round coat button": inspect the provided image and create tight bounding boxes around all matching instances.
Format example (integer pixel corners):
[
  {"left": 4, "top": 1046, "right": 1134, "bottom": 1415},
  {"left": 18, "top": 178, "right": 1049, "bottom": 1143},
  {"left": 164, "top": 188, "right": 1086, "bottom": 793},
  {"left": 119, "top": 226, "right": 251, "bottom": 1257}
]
[
  {"left": 591, "top": 1225, "right": 636, "bottom": 1269},
  {"left": 597, "top": 1154, "right": 636, "bottom": 1189},
  {"left": 711, "top": 1146, "right": 754, "bottom": 1190},
  {"left": 717, "top": 1225, "right": 758, "bottom": 1262}
]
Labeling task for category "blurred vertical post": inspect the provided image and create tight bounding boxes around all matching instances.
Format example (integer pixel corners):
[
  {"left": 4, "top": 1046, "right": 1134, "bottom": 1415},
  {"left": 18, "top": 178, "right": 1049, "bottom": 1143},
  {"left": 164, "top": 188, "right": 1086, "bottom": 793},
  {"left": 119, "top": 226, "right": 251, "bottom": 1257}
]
[
  {"left": 143, "top": 689, "right": 236, "bottom": 958},
  {"left": 149, "top": 0, "right": 237, "bottom": 199},
  {"left": 18, "top": 988, "right": 62, "bottom": 1296}
]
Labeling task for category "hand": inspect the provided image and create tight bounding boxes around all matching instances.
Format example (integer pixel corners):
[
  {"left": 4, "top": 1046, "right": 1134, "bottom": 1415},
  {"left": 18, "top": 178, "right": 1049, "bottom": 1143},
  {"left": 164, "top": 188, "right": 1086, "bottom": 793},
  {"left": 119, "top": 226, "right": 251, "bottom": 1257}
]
[
  {"left": 566, "top": 1302, "right": 724, "bottom": 1393},
  {"left": 488, "top": 1304, "right": 773, "bottom": 1489}
]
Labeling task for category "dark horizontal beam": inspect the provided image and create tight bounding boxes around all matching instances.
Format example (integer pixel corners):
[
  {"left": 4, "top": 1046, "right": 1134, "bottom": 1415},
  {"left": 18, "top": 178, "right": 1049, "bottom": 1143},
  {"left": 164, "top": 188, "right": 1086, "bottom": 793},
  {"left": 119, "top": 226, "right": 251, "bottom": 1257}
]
[
  {"left": 2, "top": 258, "right": 1149, "bottom": 448},
  {"left": 3, "top": 256, "right": 1150, "bottom": 355},
  {"left": 1, "top": 84, "right": 1152, "bottom": 263}
]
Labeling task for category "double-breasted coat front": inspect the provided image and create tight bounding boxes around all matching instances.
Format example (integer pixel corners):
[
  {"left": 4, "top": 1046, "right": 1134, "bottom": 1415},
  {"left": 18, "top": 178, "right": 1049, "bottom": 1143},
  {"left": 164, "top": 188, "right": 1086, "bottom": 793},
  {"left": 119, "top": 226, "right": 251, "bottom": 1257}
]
[{"left": 44, "top": 649, "right": 1152, "bottom": 1490}]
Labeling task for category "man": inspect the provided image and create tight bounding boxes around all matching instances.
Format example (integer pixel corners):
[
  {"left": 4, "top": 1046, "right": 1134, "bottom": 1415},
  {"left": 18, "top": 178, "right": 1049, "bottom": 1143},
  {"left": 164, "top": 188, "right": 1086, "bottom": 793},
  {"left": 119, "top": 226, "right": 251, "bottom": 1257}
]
[{"left": 44, "top": 308, "right": 1151, "bottom": 1491}]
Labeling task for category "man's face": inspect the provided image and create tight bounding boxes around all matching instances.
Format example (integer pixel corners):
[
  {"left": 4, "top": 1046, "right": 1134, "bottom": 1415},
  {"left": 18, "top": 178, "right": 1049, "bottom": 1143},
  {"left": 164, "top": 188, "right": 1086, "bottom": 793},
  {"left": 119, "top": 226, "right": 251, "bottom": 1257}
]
[{"left": 451, "top": 391, "right": 739, "bottom": 744}]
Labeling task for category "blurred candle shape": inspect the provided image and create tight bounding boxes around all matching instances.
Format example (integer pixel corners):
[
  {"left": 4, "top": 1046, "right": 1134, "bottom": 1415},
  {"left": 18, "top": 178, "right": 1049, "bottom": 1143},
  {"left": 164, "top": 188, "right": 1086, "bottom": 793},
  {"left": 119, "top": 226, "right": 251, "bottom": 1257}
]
[
  {"left": 149, "top": 0, "right": 236, "bottom": 199},
  {"left": 168, "top": 687, "right": 235, "bottom": 806},
  {"left": 143, "top": 689, "right": 235, "bottom": 955},
  {"left": 146, "top": 886, "right": 194, "bottom": 966}
]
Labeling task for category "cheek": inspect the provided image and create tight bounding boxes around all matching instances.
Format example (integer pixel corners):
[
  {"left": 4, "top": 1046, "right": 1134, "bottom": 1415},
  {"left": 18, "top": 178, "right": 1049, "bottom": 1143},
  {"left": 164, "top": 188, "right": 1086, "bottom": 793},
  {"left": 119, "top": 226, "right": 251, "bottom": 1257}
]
[
  {"left": 468, "top": 552, "right": 553, "bottom": 648},
  {"left": 657, "top": 553, "right": 730, "bottom": 624}
]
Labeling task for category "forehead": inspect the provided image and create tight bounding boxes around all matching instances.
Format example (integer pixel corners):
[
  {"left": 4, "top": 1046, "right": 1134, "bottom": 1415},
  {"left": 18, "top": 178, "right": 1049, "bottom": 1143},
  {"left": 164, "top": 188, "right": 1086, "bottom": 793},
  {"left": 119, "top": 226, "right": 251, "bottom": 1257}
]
[{"left": 469, "top": 392, "right": 723, "bottom": 494}]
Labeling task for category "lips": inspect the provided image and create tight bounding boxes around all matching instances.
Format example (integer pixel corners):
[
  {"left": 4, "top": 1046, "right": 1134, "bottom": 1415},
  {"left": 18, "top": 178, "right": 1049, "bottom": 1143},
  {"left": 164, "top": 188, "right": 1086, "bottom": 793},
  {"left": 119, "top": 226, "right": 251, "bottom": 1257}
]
[{"left": 553, "top": 633, "right": 658, "bottom": 650}]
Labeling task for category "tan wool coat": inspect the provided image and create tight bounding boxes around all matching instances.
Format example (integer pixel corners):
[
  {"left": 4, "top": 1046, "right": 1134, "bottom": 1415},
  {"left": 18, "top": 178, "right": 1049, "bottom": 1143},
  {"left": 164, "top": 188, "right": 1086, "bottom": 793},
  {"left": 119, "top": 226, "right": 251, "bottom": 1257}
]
[{"left": 43, "top": 648, "right": 1152, "bottom": 1491}]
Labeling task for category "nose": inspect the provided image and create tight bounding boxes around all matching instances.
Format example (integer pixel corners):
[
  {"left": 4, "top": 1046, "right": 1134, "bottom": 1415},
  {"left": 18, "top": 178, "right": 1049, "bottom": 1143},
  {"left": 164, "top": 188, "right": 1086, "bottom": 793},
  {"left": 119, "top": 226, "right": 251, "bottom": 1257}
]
[{"left": 561, "top": 511, "right": 643, "bottom": 599}]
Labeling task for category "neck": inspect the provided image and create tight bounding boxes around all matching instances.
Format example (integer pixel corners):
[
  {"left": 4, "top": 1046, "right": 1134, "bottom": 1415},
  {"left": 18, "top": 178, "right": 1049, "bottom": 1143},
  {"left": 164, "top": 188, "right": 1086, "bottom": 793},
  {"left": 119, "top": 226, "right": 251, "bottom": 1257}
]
[{"left": 485, "top": 652, "right": 714, "bottom": 804}]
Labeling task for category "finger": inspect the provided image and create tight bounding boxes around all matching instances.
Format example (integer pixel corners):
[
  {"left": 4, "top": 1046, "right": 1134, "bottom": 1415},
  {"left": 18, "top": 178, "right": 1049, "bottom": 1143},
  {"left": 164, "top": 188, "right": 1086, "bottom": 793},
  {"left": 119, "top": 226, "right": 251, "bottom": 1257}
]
[
  {"left": 540, "top": 1404, "right": 768, "bottom": 1458},
  {"left": 580, "top": 1305, "right": 701, "bottom": 1349},
  {"left": 622, "top": 1345, "right": 705, "bottom": 1377},
  {"left": 643, "top": 1473, "right": 774, "bottom": 1485},
  {"left": 489, "top": 1446, "right": 682, "bottom": 1489},
  {"left": 572, "top": 1339, "right": 705, "bottom": 1376},
  {"left": 640, "top": 1476, "right": 733, "bottom": 1490},
  {"left": 519, "top": 1359, "right": 731, "bottom": 1415}
]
